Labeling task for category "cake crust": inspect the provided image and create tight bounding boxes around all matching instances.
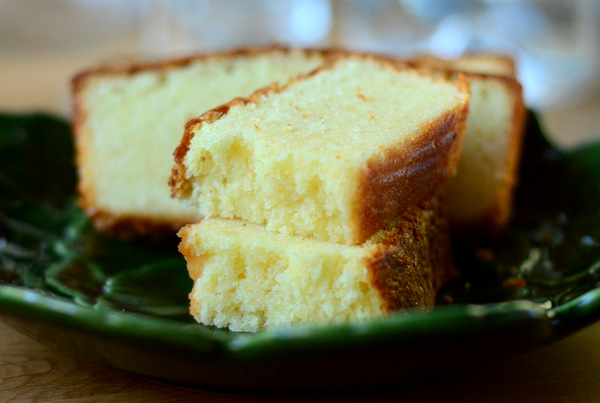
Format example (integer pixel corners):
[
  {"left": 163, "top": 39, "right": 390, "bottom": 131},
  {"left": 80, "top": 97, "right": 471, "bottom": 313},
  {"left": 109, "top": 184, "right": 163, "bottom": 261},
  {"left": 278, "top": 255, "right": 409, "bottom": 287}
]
[
  {"left": 364, "top": 195, "right": 455, "bottom": 311},
  {"left": 355, "top": 106, "right": 468, "bottom": 244}
]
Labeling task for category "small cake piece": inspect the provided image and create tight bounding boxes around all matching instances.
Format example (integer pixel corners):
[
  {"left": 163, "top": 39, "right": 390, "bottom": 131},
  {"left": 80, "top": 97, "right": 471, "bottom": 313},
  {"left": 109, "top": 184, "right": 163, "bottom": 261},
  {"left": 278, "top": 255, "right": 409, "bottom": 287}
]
[
  {"left": 171, "top": 56, "right": 470, "bottom": 245},
  {"left": 178, "top": 196, "right": 455, "bottom": 332},
  {"left": 413, "top": 55, "right": 525, "bottom": 233},
  {"left": 71, "top": 47, "right": 333, "bottom": 238}
]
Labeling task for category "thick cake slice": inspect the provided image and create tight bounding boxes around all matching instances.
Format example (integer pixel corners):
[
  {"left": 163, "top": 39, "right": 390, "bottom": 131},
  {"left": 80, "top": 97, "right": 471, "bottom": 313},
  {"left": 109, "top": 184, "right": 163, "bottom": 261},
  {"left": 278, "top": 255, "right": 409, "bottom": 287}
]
[
  {"left": 178, "top": 196, "right": 455, "bottom": 332},
  {"left": 72, "top": 47, "right": 333, "bottom": 238},
  {"left": 413, "top": 55, "right": 525, "bottom": 233},
  {"left": 171, "top": 55, "right": 470, "bottom": 245}
]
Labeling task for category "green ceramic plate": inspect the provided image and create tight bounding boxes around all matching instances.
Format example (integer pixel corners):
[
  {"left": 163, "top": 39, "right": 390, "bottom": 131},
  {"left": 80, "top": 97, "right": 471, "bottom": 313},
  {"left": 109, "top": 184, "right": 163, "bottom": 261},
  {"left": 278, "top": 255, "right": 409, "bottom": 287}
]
[{"left": 1, "top": 113, "right": 599, "bottom": 394}]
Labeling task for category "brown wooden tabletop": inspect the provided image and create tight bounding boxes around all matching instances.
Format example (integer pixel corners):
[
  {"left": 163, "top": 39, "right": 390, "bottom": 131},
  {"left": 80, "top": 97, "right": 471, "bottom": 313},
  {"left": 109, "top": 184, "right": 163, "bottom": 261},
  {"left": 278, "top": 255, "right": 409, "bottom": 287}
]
[{"left": 2, "top": 318, "right": 600, "bottom": 402}]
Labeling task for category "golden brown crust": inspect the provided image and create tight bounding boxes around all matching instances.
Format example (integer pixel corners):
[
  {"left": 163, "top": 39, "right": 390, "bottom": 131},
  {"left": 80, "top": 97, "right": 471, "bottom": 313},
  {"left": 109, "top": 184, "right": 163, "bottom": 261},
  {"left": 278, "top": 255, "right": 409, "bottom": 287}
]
[
  {"left": 364, "top": 195, "right": 456, "bottom": 311},
  {"left": 72, "top": 45, "right": 343, "bottom": 238},
  {"left": 354, "top": 86, "right": 469, "bottom": 244}
]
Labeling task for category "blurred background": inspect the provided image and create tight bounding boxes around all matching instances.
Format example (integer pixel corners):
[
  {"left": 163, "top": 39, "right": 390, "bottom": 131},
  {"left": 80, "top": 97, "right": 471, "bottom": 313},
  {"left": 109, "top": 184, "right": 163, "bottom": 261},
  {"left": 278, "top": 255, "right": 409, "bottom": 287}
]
[{"left": 1, "top": 0, "right": 599, "bottom": 147}]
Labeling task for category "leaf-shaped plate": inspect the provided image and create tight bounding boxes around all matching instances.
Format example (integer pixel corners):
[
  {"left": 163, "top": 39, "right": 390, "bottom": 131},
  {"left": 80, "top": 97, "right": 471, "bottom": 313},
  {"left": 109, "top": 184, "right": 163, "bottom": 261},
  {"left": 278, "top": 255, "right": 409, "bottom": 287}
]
[{"left": 0, "top": 112, "right": 599, "bottom": 394}]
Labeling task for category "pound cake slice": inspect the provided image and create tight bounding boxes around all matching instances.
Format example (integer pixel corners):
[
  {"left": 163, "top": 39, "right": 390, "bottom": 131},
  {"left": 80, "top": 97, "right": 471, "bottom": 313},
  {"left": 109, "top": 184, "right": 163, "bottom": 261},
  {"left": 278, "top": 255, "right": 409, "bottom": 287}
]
[
  {"left": 412, "top": 55, "right": 525, "bottom": 233},
  {"left": 171, "top": 56, "right": 470, "bottom": 245},
  {"left": 179, "top": 196, "right": 455, "bottom": 332},
  {"left": 72, "top": 47, "right": 334, "bottom": 238}
]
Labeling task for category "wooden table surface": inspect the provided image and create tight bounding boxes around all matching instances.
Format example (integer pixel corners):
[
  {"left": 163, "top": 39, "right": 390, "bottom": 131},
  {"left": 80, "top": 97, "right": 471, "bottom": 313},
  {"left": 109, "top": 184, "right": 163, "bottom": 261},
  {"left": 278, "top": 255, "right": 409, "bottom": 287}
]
[{"left": 1, "top": 318, "right": 600, "bottom": 402}]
